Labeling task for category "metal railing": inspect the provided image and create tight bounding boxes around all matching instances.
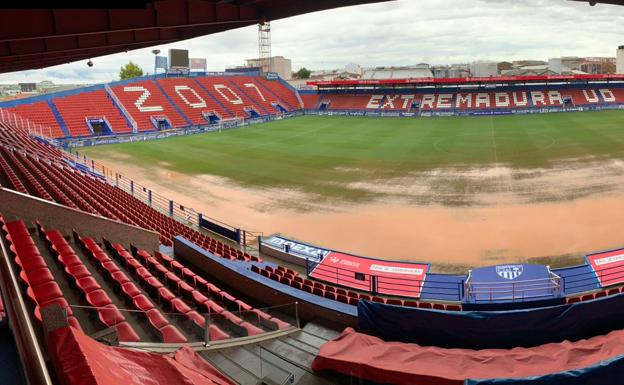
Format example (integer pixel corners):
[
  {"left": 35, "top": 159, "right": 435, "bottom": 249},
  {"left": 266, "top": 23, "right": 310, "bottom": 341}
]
[
  {"left": 0, "top": 223, "right": 54, "bottom": 385},
  {"left": 464, "top": 273, "right": 562, "bottom": 303},
  {"left": 104, "top": 83, "right": 138, "bottom": 133},
  {"left": 561, "top": 263, "right": 624, "bottom": 293},
  {"left": 305, "top": 256, "right": 624, "bottom": 303},
  {"left": 0, "top": 108, "right": 57, "bottom": 142},
  {"left": 68, "top": 302, "right": 299, "bottom": 346}
]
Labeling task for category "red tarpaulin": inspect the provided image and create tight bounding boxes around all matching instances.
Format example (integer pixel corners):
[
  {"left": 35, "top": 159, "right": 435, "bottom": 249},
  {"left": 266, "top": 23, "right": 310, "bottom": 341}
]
[
  {"left": 47, "top": 326, "right": 235, "bottom": 385},
  {"left": 312, "top": 327, "right": 624, "bottom": 385}
]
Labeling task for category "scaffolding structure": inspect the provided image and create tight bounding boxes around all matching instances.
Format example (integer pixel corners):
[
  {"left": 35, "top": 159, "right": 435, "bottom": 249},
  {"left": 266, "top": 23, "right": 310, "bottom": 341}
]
[{"left": 258, "top": 22, "right": 272, "bottom": 73}]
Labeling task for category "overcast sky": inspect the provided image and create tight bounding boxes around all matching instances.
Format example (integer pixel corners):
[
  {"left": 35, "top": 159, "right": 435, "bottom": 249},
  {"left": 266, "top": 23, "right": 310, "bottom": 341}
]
[{"left": 0, "top": 0, "right": 623, "bottom": 84}]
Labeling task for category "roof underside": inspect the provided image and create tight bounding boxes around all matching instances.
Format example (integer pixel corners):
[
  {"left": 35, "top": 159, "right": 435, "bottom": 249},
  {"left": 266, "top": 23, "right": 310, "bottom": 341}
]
[{"left": 0, "top": 0, "right": 391, "bottom": 74}]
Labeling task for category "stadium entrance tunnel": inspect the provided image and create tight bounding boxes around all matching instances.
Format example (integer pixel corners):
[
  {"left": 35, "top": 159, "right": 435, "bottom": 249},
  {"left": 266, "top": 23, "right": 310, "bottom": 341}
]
[
  {"left": 244, "top": 106, "right": 260, "bottom": 118},
  {"left": 319, "top": 101, "right": 330, "bottom": 111},
  {"left": 86, "top": 117, "right": 113, "bottom": 136},
  {"left": 150, "top": 115, "right": 172, "bottom": 130},
  {"left": 271, "top": 102, "right": 288, "bottom": 113},
  {"left": 202, "top": 110, "right": 221, "bottom": 124}
]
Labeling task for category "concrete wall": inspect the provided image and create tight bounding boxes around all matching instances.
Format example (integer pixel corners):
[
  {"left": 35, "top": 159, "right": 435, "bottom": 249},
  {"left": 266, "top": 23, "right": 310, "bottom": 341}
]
[
  {"left": 617, "top": 47, "right": 624, "bottom": 75},
  {"left": 0, "top": 187, "right": 159, "bottom": 251}
]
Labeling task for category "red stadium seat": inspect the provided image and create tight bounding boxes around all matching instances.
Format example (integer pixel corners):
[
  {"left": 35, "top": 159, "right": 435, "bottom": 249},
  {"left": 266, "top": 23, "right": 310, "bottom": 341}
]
[
  {"left": 209, "top": 324, "right": 230, "bottom": 341},
  {"left": 76, "top": 277, "right": 100, "bottom": 293},
  {"left": 158, "top": 325, "right": 187, "bottom": 343},
  {"left": 98, "top": 305, "right": 125, "bottom": 327},
  {"left": 86, "top": 289, "right": 113, "bottom": 308},
  {"left": 116, "top": 322, "right": 141, "bottom": 343},
  {"left": 133, "top": 295, "right": 155, "bottom": 312},
  {"left": 404, "top": 301, "right": 419, "bottom": 308},
  {"left": 146, "top": 309, "right": 169, "bottom": 329},
  {"left": 567, "top": 296, "right": 581, "bottom": 304},
  {"left": 594, "top": 291, "right": 607, "bottom": 299},
  {"left": 386, "top": 299, "right": 403, "bottom": 306},
  {"left": 121, "top": 282, "right": 141, "bottom": 299}
]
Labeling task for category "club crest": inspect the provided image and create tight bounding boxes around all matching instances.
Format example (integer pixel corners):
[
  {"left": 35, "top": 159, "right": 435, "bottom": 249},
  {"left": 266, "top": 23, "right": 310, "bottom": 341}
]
[{"left": 496, "top": 264, "right": 523, "bottom": 280}]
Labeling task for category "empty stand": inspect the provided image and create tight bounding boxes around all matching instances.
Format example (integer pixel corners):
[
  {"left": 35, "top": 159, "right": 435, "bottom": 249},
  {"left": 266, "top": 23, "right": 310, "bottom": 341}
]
[
  {"left": 225, "top": 76, "right": 275, "bottom": 114},
  {"left": 156, "top": 78, "right": 234, "bottom": 124},
  {"left": 300, "top": 94, "right": 321, "bottom": 109},
  {"left": 5, "top": 102, "right": 65, "bottom": 138},
  {"left": 53, "top": 90, "right": 133, "bottom": 136},
  {"left": 323, "top": 94, "right": 376, "bottom": 110},
  {"left": 255, "top": 77, "right": 301, "bottom": 110},
  {"left": 195, "top": 76, "right": 262, "bottom": 118},
  {"left": 111, "top": 80, "right": 187, "bottom": 131}
]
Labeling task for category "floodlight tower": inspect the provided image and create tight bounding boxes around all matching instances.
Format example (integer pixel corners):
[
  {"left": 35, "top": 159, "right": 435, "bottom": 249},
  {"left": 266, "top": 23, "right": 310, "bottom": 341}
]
[
  {"left": 152, "top": 49, "right": 160, "bottom": 74},
  {"left": 258, "top": 21, "right": 271, "bottom": 73}
]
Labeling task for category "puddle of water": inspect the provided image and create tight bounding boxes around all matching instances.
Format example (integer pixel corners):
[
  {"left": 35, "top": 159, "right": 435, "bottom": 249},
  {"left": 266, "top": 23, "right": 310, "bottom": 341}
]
[{"left": 90, "top": 156, "right": 624, "bottom": 269}]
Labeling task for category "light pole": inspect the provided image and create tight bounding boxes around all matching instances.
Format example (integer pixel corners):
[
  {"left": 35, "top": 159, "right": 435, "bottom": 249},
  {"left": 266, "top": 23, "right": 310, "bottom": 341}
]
[{"left": 152, "top": 49, "right": 161, "bottom": 74}]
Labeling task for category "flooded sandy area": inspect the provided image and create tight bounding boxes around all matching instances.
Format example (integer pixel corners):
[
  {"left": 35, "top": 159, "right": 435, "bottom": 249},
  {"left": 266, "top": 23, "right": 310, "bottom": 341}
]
[{"left": 92, "top": 154, "right": 624, "bottom": 271}]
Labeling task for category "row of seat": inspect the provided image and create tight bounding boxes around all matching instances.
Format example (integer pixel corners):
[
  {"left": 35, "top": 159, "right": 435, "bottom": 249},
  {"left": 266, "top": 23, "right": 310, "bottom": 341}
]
[
  {"left": 1, "top": 218, "right": 80, "bottom": 330},
  {"left": 119, "top": 242, "right": 288, "bottom": 337},
  {"left": 155, "top": 78, "right": 235, "bottom": 125},
  {"left": 111, "top": 80, "right": 189, "bottom": 131},
  {"left": 1, "top": 123, "right": 262, "bottom": 268},
  {"left": 76, "top": 234, "right": 187, "bottom": 343},
  {"left": 252, "top": 265, "right": 462, "bottom": 311},
  {"left": 5, "top": 102, "right": 65, "bottom": 138},
  {"left": 566, "top": 286, "right": 624, "bottom": 304},
  {"left": 37, "top": 222, "right": 138, "bottom": 339},
  {"left": 1, "top": 149, "right": 55, "bottom": 202},
  {"left": 255, "top": 77, "right": 301, "bottom": 110},
  {"left": 0, "top": 150, "right": 28, "bottom": 194},
  {"left": 5, "top": 75, "right": 302, "bottom": 140},
  {"left": 53, "top": 90, "right": 134, "bottom": 136}
]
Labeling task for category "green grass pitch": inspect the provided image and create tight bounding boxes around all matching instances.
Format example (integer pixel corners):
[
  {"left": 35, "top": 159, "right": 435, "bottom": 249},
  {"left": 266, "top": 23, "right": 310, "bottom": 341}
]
[{"left": 80, "top": 111, "right": 624, "bottom": 202}]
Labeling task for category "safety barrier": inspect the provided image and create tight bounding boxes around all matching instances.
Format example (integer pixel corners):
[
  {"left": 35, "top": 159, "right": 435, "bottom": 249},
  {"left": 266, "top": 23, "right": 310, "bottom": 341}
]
[
  {"left": 0, "top": 108, "right": 58, "bottom": 142},
  {"left": 307, "top": 103, "right": 624, "bottom": 118},
  {"left": 464, "top": 272, "right": 562, "bottom": 303},
  {"left": 68, "top": 302, "right": 299, "bottom": 347},
  {"left": 563, "top": 263, "right": 624, "bottom": 293},
  {"left": 306, "top": 258, "right": 462, "bottom": 300},
  {"left": 307, "top": 256, "right": 623, "bottom": 303},
  {"left": 104, "top": 83, "right": 137, "bottom": 133}
]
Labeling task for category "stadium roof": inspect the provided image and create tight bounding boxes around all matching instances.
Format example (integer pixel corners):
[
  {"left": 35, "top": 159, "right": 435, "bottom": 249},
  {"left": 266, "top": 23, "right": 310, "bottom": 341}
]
[
  {"left": 0, "top": 0, "right": 391, "bottom": 74},
  {"left": 308, "top": 74, "right": 624, "bottom": 89}
]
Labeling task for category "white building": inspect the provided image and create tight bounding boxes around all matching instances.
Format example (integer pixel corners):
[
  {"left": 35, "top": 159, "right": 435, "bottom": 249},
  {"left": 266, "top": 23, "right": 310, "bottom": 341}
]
[
  {"left": 470, "top": 61, "right": 498, "bottom": 77},
  {"left": 345, "top": 63, "right": 362, "bottom": 76},
  {"left": 617, "top": 46, "right": 624, "bottom": 74},
  {"left": 548, "top": 58, "right": 562, "bottom": 74},
  {"left": 246, "top": 56, "right": 292, "bottom": 80},
  {"left": 361, "top": 66, "right": 433, "bottom": 79}
]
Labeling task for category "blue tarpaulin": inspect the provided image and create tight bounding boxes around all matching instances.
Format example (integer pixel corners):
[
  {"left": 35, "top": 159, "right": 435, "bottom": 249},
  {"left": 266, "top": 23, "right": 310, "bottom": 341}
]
[
  {"left": 466, "top": 353, "right": 624, "bottom": 384},
  {"left": 357, "top": 293, "right": 624, "bottom": 349}
]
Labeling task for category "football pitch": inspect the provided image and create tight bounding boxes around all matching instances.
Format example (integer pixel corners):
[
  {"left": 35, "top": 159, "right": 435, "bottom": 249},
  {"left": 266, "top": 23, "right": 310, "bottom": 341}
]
[{"left": 80, "top": 111, "right": 624, "bottom": 203}]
